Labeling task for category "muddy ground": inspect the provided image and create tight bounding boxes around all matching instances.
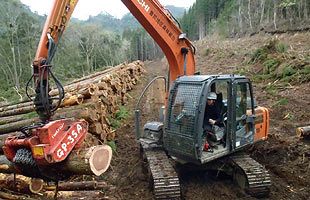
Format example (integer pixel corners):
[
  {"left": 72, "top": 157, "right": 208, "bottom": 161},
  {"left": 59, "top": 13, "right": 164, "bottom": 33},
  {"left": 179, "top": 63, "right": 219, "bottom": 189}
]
[{"left": 103, "top": 32, "right": 309, "bottom": 200}]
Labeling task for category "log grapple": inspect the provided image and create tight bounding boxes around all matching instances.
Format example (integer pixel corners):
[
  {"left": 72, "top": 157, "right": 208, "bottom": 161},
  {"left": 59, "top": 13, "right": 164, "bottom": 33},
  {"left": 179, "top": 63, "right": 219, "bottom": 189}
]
[{"left": 2, "top": 119, "right": 88, "bottom": 178}]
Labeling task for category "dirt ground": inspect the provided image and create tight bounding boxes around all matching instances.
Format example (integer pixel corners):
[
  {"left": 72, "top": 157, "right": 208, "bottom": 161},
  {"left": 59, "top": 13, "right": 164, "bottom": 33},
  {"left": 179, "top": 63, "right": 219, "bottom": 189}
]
[{"left": 102, "top": 32, "right": 309, "bottom": 200}]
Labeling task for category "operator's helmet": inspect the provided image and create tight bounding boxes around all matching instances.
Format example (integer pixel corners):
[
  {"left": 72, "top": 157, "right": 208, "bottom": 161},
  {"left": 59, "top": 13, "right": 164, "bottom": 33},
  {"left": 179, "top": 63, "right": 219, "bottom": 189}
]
[{"left": 207, "top": 92, "right": 217, "bottom": 100}]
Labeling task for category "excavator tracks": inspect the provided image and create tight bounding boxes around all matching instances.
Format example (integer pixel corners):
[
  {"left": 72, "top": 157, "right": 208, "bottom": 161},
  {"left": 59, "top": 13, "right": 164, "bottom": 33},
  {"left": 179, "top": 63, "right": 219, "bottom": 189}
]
[
  {"left": 143, "top": 149, "right": 181, "bottom": 200},
  {"left": 230, "top": 154, "right": 271, "bottom": 197}
]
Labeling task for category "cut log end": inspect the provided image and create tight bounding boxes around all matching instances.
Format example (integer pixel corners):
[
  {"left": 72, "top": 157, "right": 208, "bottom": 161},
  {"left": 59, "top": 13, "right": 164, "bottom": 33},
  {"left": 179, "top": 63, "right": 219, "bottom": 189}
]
[
  {"left": 89, "top": 145, "right": 112, "bottom": 176},
  {"left": 29, "top": 178, "right": 44, "bottom": 194}
]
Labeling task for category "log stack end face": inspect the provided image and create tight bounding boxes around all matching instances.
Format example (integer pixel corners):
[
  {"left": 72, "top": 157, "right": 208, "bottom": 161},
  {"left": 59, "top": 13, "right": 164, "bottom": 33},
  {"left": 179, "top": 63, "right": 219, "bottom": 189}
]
[{"left": 90, "top": 145, "right": 112, "bottom": 176}]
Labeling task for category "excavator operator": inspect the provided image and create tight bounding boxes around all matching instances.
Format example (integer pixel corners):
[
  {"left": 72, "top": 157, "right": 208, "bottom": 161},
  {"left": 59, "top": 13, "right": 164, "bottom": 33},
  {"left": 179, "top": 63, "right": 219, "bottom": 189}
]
[{"left": 203, "top": 92, "right": 224, "bottom": 143}]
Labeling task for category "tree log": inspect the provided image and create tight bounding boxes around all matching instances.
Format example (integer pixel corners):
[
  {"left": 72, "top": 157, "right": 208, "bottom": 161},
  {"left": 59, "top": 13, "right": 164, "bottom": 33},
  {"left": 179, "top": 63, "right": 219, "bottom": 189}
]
[
  {"left": 0, "top": 174, "right": 44, "bottom": 194},
  {"left": 0, "top": 191, "right": 36, "bottom": 200},
  {"left": 29, "top": 178, "right": 44, "bottom": 194},
  {"left": 296, "top": 126, "right": 310, "bottom": 138},
  {"left": 0, "top": 115, "right": 28, "bottom": 126},
  {"left": 0, "top": 118, "right": 39, "bottom": 135},
  {"left": 45, "top": 180, "right": 108, "bottom": 191},
  {"left": 0, "top": 145, "right": 112, "bottom": 178},
  {"left": 0, "top": 106, "right": 99, "bottom": 135},
  {"left": 0, "top": 174, "right": 33, "bottom": 194},
  {"left": 45, "top": 191, "right": 104, "bottom": 199},
  {"left": 59, "top": 145, "right": 112, "bottom": 176},
  {"left": 0, "top": 155, "right": 15, "bottom": 173},
  {"left": 0, "top": 106, "right": 34, "bottom": 118},
  {"left": 0, "top": 98, "right": 31, "bottom": 110},
  {"left": 0, "top": 102, "right": 33, "bottom": 113}
]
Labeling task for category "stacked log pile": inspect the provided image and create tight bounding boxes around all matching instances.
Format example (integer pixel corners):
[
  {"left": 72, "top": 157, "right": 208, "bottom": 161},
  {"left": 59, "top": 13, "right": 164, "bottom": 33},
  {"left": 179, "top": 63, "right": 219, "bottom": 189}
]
[
  {"left": 0, "top": 60, "right": 145, "bottom": 140},
  {"left": 0, "top": 61, "right": 145, "bottom": 196}
]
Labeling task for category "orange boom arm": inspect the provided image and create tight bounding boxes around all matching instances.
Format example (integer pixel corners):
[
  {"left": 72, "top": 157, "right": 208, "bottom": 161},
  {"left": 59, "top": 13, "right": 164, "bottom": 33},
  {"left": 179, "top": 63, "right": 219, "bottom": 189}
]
[{"left": 121, "top": 0, "right": 196, "bottom": 82}]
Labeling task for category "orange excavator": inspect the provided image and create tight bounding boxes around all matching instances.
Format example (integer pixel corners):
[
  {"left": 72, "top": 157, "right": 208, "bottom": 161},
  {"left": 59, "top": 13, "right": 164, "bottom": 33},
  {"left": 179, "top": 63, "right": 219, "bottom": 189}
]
[{"left": 3, "top": 0, "right": 271, "bottom": 199}]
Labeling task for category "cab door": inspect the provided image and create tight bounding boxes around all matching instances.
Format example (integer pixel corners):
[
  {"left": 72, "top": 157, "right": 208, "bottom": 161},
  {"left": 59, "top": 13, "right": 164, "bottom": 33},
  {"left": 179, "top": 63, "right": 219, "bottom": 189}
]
[
  {"left": 164, "top": 82, "right": 203, "bottom": 161},
  {"left": 232, "top": 80, "right": 256, "bottom": 150}
]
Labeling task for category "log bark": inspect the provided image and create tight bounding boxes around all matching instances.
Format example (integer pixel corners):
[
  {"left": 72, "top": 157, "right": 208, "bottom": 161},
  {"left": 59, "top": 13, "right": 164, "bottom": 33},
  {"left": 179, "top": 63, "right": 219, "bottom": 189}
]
[
  {"left": 0, "top": 118, "right": 39, "bottom": 135},
  {"left": 0, "top": 115, "right": 28, "bottom": 126},
  {"left": 0, "top": 98, "right": 31, "bottom": 110},
  {"left": 296, "top": 126, "right": 310, "bottom": 138},
  {"left": 0, "top": 106, "right": 34, "bottom": 118},
  {"left": 0, "top": 93, "right": 94, "bottom": 118},
  {"left": 0, "top": 102, "right": 33, "bottom": 113}
]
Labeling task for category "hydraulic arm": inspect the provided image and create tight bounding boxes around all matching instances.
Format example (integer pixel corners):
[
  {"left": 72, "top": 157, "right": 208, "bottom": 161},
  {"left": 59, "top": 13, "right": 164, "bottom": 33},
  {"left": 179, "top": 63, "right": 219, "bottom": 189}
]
[
  {"left": 3, "top": 0, "right": 88, "bottom": 179},
  {"left": 30, "top": 0, "right": 78, "bottom": 121}
]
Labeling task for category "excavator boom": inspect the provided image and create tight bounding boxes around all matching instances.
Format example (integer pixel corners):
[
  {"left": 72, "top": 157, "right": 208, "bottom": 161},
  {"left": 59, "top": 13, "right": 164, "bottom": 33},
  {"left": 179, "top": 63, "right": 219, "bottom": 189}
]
[{"left": 122, "top": 0, "right": 196, "bottom": 82}]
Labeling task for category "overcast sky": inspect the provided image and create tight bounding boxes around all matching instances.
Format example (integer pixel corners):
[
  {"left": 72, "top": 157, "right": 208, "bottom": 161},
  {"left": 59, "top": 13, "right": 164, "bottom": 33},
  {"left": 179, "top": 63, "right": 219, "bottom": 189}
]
[{"left": 20, "top": 0, "right": 195, "bottom": 20}]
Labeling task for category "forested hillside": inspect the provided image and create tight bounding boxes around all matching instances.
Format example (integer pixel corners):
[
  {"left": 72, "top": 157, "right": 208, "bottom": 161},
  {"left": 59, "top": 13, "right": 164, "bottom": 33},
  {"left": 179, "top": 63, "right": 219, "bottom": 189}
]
[
  {"left": 86, "top": 5, "right": 185, "bottom": 33},
  {"left": 0, "top": 0, "right": 127, "bottom": 102},
  {"left": 0, "top": 0, "right": 186, "bottom": 102},
  {"left": 180, "top": 0, "right": 310, "bottom": 39},
  {"left": 1, "top": 0, "right": 309, "bottom": 102}
]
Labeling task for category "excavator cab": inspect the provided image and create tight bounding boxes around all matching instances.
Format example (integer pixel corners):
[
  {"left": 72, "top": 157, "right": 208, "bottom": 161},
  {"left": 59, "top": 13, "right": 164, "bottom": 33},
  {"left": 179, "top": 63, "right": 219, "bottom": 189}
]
[{"left": 164, "top": 75, "right": 258, "bottom": 164}]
